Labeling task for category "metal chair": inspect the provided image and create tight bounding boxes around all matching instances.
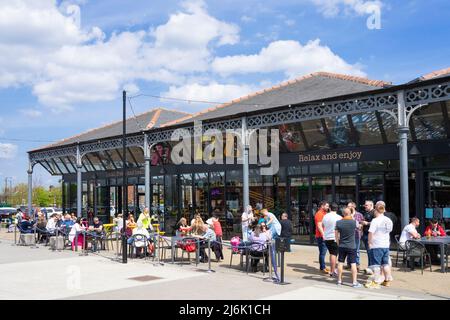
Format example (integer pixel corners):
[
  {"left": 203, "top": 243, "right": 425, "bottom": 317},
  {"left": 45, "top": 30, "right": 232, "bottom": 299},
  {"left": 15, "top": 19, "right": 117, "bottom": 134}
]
[
  {"left": 179, "top": 237, "right": 198, "bottom": 265},
  {"left": 394, "top": 234, "right": 407, "bottom": 267},
  {"left": 157, "top": 236, "right": 172, "bottom": 261},
  {"left": 405, "top": 240, "right": 432, "bottom": 274},
  {"left": 246, "top": 242, "right": 269, "bottom": 276},
  {"left": 128, "top": 234, "right": 149, "bottom": 259}
]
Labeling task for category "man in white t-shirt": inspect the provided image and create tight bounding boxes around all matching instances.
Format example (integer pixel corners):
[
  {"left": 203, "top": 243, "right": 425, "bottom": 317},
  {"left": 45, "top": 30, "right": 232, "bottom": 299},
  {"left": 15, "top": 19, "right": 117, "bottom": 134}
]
[
  {"left": 365, "top": 201, "right": 393, "bottom": 289},
  {"left": 321, "top": 203, "right": 342, "bottom": 277},
  {"left": 399, "top": 217, "right": 421, "bottom": 247},
  {"left": 241, "top": 205, "right": 254, "bottom": 242}
]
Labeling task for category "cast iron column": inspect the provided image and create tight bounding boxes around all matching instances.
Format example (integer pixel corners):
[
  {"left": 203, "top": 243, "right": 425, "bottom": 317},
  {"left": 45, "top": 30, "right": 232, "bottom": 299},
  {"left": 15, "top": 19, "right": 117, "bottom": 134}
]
[
  {"left": 122, "top": 90, "right": 128, "bottom": 263},
  {"left": 27, "top": 159, "right": 33, "bottom": 217},
  {"left": 397, "top": 90, "right": 410, "bottom": 229},
  {"left": 76, "top": 145, "right": 82, "bottom": 218},
  {"left": 242, "top": 116, "right": 249, "bottom": 209},
  {"left": 144, "top": 134, "right": 151, "bottom": 209}
]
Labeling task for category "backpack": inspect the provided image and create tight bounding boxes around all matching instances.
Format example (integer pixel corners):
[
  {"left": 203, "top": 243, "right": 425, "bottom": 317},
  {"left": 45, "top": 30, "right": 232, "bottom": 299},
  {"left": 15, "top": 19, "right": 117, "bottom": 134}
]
[{"left": 230, "top": 236, "right": 240, "bottom": 253}]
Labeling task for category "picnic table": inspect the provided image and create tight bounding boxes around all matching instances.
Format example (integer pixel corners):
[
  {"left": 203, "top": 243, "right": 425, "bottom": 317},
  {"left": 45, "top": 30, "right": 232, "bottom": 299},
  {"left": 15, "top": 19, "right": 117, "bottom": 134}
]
[{"left": 418, "top": 236, "right": 450, "bottom": 273}]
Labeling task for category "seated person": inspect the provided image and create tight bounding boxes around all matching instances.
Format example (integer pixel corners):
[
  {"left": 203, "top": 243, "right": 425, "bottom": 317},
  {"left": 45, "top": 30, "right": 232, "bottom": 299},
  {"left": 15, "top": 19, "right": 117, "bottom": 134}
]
[
  {"left": 137, "top": 208, "right": 153, "bottom": 231},
  {"left": 60, "top": 214, "right": 75, "bottom": 235},
  {"left": 399, "top": 217, "right": 421, "bottom": 247},
  {"left": 176, "top": 217, "right": 191, "bottom": 236},
  {"left": 88, "top": 217, "right": 104, "bottom": 251},
  {"left": 69, "top": 218, "right": 86, "bottom": 250},
  {"left": 424, "top": 219, "right": 446, "bottom": 237},
  {"left": 196, "top": 224, "right": 219, "bottom": 263},
  {"left": 36, "top": 214, "right": 48, "bottom": 243},
  {"left": 19, "top": 216, "right": 35, "bottom": 234},
  {"left": 128, "top": 221, "right": 153, "bottom": 258},
  {"left": 248, "top": 224, "right": 269, "bottom": 272},
  {"left": 46, "top": 214, "right": 57, "bottom": 234},
  {"left": 424, "top": 219, "right": 446, "bottom": 264}
]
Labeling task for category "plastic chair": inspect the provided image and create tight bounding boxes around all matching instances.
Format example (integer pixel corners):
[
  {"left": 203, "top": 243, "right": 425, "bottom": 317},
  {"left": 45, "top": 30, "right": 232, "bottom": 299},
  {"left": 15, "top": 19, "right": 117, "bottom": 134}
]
[
  {"left": 394, "top": 234, "right": 407, "bottom": 267},
  {"left": 246, "top": 242, "right": 269, "bottom": 276},
  {"left": 405, "top": 240, "right": 432, "bottom": 274}
]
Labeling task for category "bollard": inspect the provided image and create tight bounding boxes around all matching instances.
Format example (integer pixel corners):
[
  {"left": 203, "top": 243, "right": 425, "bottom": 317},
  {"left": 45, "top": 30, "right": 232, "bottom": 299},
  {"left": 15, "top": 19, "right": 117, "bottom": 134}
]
[
  {"left": 29, "top": 222, "right": 39, "bottom": 249},
  {"left": 206, "top": 239, "right": 215, "bottom": 273},
  {"left": 12, "top": 224, "right": 17, "bottom": 246}
]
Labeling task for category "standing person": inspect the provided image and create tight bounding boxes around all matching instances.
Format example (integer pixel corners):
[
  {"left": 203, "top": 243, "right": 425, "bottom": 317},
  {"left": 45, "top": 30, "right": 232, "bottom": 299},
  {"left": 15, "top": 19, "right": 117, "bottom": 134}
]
[
  {"left": 241, "top": 205, "right": 254, "bottom": 242},
  {"left": 212, "top": 213, "right": 224, "bottom": 260},
  {"left": 335, "top": 207, "right": 362, "bottom": 288},
  {"left": 321, "top": 203, "right": 342, "bottom": 277},
  {"left": 365, "top": 201, "right": 393, "bottom": 288},
  {"left": 280, "top": 212, "right": 293, "bottom": 249},
  {"left": 347, "top": 202, "right": 364, "bottom": 270},
  {"left": 361, "top": 200, "right": 375, "bottom": 274},
  {"left": 261, "top": 209, "right": 282, "bottom": 282},
  {"left": 314, "top": 201, "right": 330, "bottom": 274}
]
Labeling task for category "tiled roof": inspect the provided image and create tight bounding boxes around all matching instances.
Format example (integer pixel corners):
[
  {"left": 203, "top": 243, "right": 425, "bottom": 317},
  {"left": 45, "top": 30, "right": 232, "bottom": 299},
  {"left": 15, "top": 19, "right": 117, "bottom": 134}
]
[
  {"left": 31, "top": 107, "right": 190, "bottom": 151},
  {"left": 420, "top": 67, "right": 450, "bottom": 81},
  {"left": 161, "top": 71, "right": 391, "bottom": 127}
]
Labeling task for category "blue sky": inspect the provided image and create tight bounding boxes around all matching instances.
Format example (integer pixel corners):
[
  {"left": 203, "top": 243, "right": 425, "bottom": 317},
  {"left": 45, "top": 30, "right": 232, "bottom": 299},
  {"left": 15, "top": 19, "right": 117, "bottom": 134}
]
[{"left": 0, "top": 0, "right": 449, "bottom": 188}]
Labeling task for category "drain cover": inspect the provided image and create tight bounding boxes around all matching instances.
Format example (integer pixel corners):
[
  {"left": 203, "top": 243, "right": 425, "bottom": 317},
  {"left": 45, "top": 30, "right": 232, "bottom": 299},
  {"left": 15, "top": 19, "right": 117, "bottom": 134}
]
[{"left": 128, "top": 275, "right": 163, "bottom": 282}]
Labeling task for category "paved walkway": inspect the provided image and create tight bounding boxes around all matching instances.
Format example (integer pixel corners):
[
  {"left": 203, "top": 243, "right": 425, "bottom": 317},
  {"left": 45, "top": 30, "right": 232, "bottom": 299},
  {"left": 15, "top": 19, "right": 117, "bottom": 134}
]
[{"left": 0, "top": 232, "right": 447, "bottom": 300}]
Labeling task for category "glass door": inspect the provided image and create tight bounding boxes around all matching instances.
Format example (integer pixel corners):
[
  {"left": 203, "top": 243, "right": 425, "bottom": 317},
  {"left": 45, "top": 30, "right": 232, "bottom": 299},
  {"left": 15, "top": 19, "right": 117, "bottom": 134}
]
[{"left": 289, "top": 177, "right": 310, "bottom": 242}]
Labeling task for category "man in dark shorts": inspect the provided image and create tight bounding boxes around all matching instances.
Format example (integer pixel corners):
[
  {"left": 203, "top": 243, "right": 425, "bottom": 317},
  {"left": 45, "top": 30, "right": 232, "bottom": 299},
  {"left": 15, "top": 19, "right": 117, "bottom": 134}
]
[{"left": 335, "top": 207, "right": 362, "bottom": 288}]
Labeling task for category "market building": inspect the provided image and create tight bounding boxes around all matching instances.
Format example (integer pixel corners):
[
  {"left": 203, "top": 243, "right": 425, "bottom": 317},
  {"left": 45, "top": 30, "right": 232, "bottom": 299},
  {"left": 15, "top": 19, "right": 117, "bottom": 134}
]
[{"left": 28, "top": 69, "right": 450, "bottom": 243}]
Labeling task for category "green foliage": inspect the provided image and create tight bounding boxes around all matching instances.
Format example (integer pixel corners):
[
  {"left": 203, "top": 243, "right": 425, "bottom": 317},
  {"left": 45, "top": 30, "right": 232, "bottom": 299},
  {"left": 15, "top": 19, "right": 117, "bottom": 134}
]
[{"left": 2, "top": 183, "right": 62, "bottom": 207}]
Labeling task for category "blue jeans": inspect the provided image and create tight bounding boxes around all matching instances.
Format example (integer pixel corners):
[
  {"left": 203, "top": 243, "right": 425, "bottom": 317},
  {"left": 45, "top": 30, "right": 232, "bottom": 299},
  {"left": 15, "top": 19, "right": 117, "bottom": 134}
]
[
  {"left": 361, "top": 233, "right": 373, "bottom": 267},
  {"left": 348, "top": 236, "right": 361, "bottom": 266},
  {"left": 316, "top": 237, "right": 328, "bottom": 270}
]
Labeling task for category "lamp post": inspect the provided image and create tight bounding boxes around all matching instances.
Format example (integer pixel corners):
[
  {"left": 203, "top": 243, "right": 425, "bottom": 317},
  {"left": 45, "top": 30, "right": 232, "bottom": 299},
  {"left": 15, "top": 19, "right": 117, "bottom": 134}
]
[{"left": 122, "top": 90, "right": 128, "bottom": 264}]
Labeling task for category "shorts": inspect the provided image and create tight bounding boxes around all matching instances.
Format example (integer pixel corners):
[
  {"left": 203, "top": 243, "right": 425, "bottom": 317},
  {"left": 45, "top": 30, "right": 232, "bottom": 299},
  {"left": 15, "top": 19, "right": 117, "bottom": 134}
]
[
  {"left": 338, "top": 247, "right": 356, "bottom": 264},
  {"left": 371, "top": 248, "right": 390, "bottom": 266},
  {"left": 325, "top": 240, "right": 338, "bottom": 256}
]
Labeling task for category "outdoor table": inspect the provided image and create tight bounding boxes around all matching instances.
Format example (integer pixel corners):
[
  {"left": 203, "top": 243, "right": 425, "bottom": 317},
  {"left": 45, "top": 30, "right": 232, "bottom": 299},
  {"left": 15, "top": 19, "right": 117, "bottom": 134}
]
[{"left": 418, "top": 236, "right": 450, "bottom": 273}]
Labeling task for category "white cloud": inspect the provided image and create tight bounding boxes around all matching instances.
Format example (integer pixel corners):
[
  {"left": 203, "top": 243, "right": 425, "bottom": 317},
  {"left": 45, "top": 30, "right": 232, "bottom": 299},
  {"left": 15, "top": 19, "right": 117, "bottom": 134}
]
[
  {"left": 0, "top": 0, "right": 239, "bottom": 110},
  {"left": 311, "top": 0, "right": 383, "bottom": 18},
  {"left": 0, "top": 143, "right": 18, "bottom": 159},
  {"left": 212, "top": 39, "right": 366, "bottom": 78},
  {"left": 20, "top": 109, "right": 43, "bottom": 118}
]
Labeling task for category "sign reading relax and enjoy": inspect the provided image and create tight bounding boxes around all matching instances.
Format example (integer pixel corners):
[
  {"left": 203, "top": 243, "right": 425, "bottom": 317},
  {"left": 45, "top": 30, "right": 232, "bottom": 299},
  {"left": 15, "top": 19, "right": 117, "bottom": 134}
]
[{"left": 299, "top": 151, "right": 363, "bottom": 163}]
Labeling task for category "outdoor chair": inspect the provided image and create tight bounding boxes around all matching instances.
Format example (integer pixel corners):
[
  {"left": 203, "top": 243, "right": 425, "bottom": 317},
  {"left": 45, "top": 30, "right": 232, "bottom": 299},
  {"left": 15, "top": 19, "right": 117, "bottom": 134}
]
[
  {"left": 157, "top": 236, "right": 172, "bottom": 261},
  {"left": 229, "top": 241, "right": 250, "bottom": 270},
  {"left": 105, "top": 231, "right": 121, "bottom": 252},
  {"left": 246, "top": 242, "right": 269, "bottom": 276},
  {"left": 394, "top": 234, "right": 407, "bottom": 267},
  {"left": 128, "top": 234, "right": 149, "bottom": 259},
  {"left": 404, "top": 240, "right": 432, "bottom": 274},
  {"left": 178, "top": 237, "right": 198, "bottom": 265}
]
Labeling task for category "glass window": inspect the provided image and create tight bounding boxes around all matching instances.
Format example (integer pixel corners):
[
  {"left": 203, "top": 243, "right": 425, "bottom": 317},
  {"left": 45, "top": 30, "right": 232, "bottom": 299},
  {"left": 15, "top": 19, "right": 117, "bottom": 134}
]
[
  {"left": 335, "top": 176, "right": 356, "bottom": 209},
  {"left": 226, "top": 170, "right": 242, "bottom": 215},
  {"left": 426, "top": 171, "right": 450, "bottom": 230},
  {"left": 324, "top": 115, "right": 352, "bottom": 148},
  {"left": 301, "top": 119, "right": 329, "bottom": 150},
  {"left": 411, "top": 102, "right": 447, "bottom": 141},
  {"left": 309, "top": 164, "right": 332, "bottom": 174},
  {"left": 425, "top": 155, "right": 450, "bottom": 168},
  {"left": 194, "top": 173, "right": 208, "bottom": 215},
  {"left": 151, "top": 175, "right": 164, "bottom": 216},
  {"left": 379, "top": 111, "right": 398, "bottom": 143},
  {"left": 278, "top": 123, "right": 307, "bottom": 152},
  {"left": 359, "top": 161, "right": 386, "bottom": 171},
  {"left": 351, "top": 112, "right": 383, "bottom": 145},
  {"left": 288, "top": 166, "right": 308, "bottom": 176},
  {"left": 338, "top": 162, "right": 357, "bottom": 173},
  {"left": 210, "top": 171, "right": 225, "bottom": 214},
  {"left": 263, "top": 175, "right": 274, "bottom": 211},
  {"left": 180, "top": 174, "right": 193, "bottom": 220},
  {"left": 311, "top": 176, "right": 333, "bottom": 208},
  {"left": 165, "top": 175, "right": 179, "bottom": 226},
  {"left": 289, "top": 177, "right": 310, "bottom": 235},
  {"left": 249, "top": 169, "right": 263, "bottom": 209},
  {"left": 358, "top": 174, "right": 384, "bottom": 212}
]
